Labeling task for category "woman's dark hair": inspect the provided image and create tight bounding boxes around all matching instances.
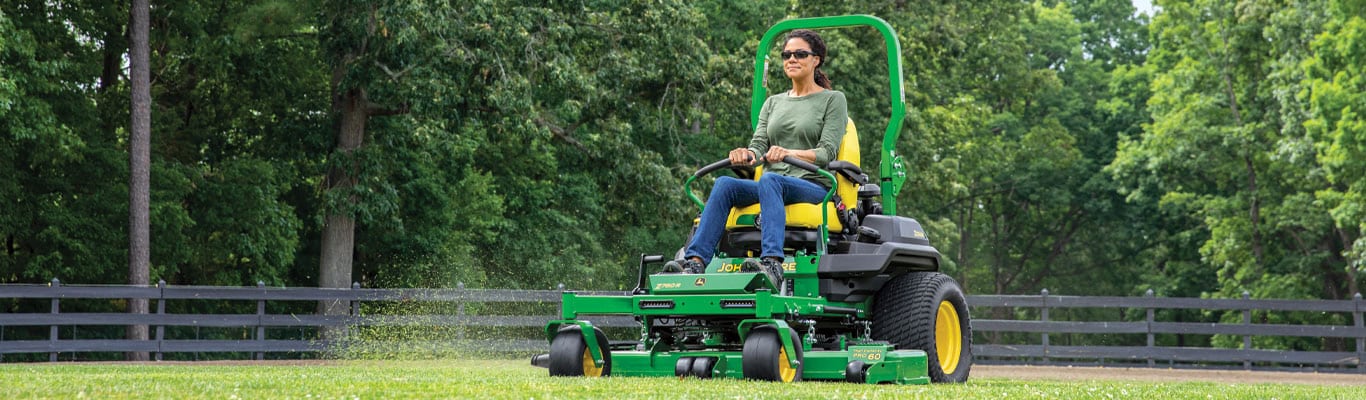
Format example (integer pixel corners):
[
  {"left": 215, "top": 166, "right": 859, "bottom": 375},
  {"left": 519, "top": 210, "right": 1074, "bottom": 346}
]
[{"left": 785, "top": 29, "right": 831, "bottom": 89}]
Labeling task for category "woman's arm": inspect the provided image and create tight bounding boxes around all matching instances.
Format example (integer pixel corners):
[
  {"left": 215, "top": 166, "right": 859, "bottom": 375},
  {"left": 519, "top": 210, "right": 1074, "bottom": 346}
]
[
  {"left": 811, "top": 91, "right": 848, "bottom": 166},
  {"left": 746, "top": 98, "right": 776, "bottom": 162}
]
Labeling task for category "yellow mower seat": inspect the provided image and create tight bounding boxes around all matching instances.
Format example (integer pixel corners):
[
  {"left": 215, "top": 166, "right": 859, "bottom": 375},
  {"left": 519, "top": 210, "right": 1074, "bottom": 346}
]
[{"left": 725, "top": 119, "right": 860, "bottom": 232}]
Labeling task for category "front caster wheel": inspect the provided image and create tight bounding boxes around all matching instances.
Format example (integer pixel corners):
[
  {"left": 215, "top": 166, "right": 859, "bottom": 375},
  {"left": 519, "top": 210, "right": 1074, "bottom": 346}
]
[
  {"left": 675, "top": 357, "right": 693, "bottom": 377},
  {"left": 548, "top": 326, "right": 612, "bottom": 377},
  {"left": 689, "top": 357, "right": 716, "bottom": 378},
  {"left": 742, "top": 326, "right": 803, "bottom": 382},
  {"left": 845, "top": 360, "right": 869, "bottom": 383}
]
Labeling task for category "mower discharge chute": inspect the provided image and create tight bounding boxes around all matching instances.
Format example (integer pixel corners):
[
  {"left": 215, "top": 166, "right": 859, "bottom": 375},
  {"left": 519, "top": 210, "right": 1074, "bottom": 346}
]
[{"left": 535, "top": 15, "right": 971, "bottom": 384}]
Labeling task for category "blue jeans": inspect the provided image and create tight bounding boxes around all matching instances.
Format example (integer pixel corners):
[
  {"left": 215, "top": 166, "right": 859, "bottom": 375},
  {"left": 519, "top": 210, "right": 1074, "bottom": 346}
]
[{"left": 684, "top": 174, "right": 829, "bottom": 263}]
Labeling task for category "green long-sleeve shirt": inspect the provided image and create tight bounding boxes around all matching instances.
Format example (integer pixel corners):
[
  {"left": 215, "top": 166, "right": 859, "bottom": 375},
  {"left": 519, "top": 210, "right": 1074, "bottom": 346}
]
[{"left": 747, "top": 89, "right": 848, "bottom": 183}]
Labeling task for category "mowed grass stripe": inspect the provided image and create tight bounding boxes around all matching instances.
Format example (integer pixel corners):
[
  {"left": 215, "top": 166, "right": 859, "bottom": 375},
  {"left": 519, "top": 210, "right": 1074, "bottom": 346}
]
[{"left": 0, "top": 359, "right": 1358, "bottom": 399}]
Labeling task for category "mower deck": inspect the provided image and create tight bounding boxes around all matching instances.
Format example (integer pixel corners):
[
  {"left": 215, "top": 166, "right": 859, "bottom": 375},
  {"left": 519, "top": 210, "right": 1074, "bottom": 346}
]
[
  {"left": 609, "top": 345, "right": 929, "bottom": 384},
  {"left": 544, "top": 269, "right": 932, "bottom": 384}
]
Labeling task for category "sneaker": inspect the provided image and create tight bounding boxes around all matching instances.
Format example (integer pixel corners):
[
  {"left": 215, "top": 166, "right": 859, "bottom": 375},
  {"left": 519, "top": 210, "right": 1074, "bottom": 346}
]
[
  {"left": 663, "top": 258, "right": 706, "bottom": 274},
  {"left": 758, "top": 257, "right": 785, "bottom": 291}
]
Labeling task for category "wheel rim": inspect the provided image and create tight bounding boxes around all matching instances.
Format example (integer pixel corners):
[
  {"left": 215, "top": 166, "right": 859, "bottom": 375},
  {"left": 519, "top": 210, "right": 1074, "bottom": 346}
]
[
  {"left": 581, "top": 347, "right": 603, "bottom": 377},
  {"left": 777, "top": 345, "right": 797, "bottom": 382},
  {"left": 935, "top": 300, "right": 962, "bottom": 374}
]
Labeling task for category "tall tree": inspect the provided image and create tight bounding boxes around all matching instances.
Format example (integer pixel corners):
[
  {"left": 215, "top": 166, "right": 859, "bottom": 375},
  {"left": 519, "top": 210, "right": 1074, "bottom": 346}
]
[
  {"left": 127, "top": 0, "right": 151, "bottom": 361},
  {"left": 313, "top": 0, "right": 727, "bottom": 293},
  {"left": 2, "top": 1, "right": 129, "bottom": 286},
  {"left": 1109, "top": 0, "right": 1360, "bottom": 352},
  {"left": 1303, "top": 0, "right": 1365, "bottom": 298},
  {"left": 314, "top": 0, "right": 487, "bottom": 307}
]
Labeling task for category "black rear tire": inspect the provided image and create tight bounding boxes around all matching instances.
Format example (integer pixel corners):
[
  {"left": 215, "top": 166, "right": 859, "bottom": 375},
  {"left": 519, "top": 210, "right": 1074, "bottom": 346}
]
[
  {"left": 870, "top": 272, "right": 972, "bottom": 383},
  {"left": 548, "top": 326, "right": 612, "bottom": 377}
]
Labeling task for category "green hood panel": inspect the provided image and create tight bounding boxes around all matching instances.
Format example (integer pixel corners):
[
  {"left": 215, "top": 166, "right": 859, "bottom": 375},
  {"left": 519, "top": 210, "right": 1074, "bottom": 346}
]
[{"left": 647, "top": 273, "right": 773, "bottom": 294}]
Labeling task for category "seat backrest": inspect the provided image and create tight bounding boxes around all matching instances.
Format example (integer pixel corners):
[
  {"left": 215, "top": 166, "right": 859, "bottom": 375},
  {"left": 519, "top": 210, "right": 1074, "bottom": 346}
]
[{"left": 832, "top": 119, "right": 860, "bottom": 209}]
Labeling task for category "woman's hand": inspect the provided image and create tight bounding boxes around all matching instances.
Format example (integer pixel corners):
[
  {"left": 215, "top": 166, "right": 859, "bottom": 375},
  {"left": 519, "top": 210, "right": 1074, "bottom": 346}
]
[
  {"left": 764, "top": 146, "right": 792, "bottom": 163},
  {"left": 765, "top": 146, "right": 815, "bottom": 164},
  {"left": 729, "top": 148, "right": 756, "bottom": 166}
]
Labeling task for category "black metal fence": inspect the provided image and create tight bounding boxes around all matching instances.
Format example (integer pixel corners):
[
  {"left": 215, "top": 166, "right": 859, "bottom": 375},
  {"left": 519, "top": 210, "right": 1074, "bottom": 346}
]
[
  {"left": 971, "top": 289, "right": 1365, "bottom": 372},
  {"left": 1, "top": 280, "right": 1362, "bottom": 372}
]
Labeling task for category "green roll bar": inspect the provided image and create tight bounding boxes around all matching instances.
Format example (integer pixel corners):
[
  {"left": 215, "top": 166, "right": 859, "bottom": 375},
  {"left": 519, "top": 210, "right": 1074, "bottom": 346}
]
[{"left": 751, "top": 15, "right": 908, "bottom": 215}]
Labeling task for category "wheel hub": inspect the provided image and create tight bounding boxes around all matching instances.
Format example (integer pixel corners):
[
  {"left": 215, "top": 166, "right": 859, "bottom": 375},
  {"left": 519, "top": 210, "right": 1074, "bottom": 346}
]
[{"left": 934, "top": 300, "right": 962, "bottom": 374}]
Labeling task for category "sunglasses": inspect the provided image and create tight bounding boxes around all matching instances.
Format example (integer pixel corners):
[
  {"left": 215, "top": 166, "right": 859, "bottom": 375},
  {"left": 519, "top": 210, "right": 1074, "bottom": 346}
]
[{"left": 780, "top": 50, "right": 815, "bottom": 60}]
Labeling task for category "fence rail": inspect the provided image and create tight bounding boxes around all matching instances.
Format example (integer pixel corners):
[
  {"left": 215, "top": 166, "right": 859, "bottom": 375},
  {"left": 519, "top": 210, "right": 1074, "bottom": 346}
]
[
  {"left": 1, "top": 280, "right": 1361, "bottom": 372},
  {"left": 970, "top": 289, "right": 1364, "bottom": 372}
]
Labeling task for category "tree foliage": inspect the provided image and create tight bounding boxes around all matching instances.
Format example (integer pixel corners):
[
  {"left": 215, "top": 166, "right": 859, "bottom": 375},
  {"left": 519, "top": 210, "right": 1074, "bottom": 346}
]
[{"left": 2, "top": 0, "right": 1363, "bottom": 337}]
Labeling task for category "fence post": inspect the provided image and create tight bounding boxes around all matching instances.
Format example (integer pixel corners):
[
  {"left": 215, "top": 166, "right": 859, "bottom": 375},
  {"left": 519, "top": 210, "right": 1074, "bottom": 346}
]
[
  {"left": 1354, "top": 292, "right": 1362, "bottom": 372},
  {"left": 255, "top": 281, "right": 266, "bottom": 361},
  {"left": 1242, "top": 291, "right": 1252, "bottom": 370},
  {"left": 1040, "top": 288, "right": 1049, "bottom": 365},
  {"left": 349, "top": 282, "right": 361, "bottom": 315},
  {"left": 557, "top": 283, "right": 567, "bottom": 337},
  {"left": 155, "top": 280, "right": 165, "bottom": 361},
  {"left": 1145, "top": 289, "right": 1155, "bottom": 368},
  {"left": 456, "top": 282, "right": 466, "bottom": 343},
  {"left": 349, "top": 282, "right": 360, "bottom": 341},
  {"left": 49, "top": 278, "right": 60, "bottom": 362}
]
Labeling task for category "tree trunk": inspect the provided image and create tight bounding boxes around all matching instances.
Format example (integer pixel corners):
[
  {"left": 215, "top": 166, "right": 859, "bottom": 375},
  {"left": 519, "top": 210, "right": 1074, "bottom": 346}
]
[
  {"left": 1244, "top": 155, "right": 1263, "bottom": 267},
  {"left": 1341, "top": 228, "right": 1360, "bottom": 298},
  {"left": 958, "top": 204, "right": 973, "bottom": 293},
  {"left": 1216, "top": 18, "right": 1263, "bottom": 269},
  {"left": 1222, "top": 76, "right": 1263, "bottom": 269},
  {"left": 126, "top": 0, "right": 151, "bottom": 362},
  {"left": 99, "top": 27, "right": 123, "bottom": 93},
  {"left": 318, "top": 86, "right": 368, "bottom": 328}
]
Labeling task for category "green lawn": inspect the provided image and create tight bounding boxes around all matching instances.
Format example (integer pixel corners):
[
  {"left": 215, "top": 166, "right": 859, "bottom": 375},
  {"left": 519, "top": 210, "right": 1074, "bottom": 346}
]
[{"left": 0, "top": 359, "right": 1357, "bottom": 399}]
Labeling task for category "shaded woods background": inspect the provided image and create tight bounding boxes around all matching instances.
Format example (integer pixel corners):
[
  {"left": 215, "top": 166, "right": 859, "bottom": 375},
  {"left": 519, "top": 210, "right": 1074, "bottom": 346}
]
[{"left": 2, "top": 0, "right": 1363, "bottom": 354}]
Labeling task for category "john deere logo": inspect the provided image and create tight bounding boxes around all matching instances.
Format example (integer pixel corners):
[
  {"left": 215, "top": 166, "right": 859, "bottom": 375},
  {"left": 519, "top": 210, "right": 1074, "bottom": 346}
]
[{"left": 694, "top": 277, "right": 706, "bottom": 286}]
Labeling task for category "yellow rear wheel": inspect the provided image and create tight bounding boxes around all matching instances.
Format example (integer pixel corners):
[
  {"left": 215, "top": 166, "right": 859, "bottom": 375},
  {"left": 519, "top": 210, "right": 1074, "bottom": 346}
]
[
  {"left": 869, "top": 272, "right": 972, "bottom": 383},
  {"left": 935, "top": 300, "right": 963, "bottom": 374}
]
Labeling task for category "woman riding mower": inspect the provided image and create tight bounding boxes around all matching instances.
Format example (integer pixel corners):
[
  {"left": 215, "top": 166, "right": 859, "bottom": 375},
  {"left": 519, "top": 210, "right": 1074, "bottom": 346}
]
[{"left": 664, "top": 29, "right": 848, "bottom": 292}]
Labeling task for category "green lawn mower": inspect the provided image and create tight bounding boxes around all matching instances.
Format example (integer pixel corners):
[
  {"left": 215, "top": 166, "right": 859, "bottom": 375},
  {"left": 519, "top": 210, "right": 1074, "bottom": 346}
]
[{"left": 534, "top": 15, "right": 971, "bottom": 384}]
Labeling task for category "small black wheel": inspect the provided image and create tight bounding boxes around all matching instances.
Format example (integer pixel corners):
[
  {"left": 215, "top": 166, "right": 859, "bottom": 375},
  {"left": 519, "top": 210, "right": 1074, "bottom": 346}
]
[
  {"left": 741, "top": 326, "right": 803, "bottom": 382},
  {"left": 871, "top": 272, "right": 971, "bottom": 383},
  {"left": 675, "top": 357, "right": 693, "bottom": 377},
  {"left": 845, "top": 360, "right": 868, "bottom": 383},
  {"left": 548, "top": 326, "right": 612, "bottom": 377},
  {"left": 689, "top": 357, "right": 716, "bottom": 378}
]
